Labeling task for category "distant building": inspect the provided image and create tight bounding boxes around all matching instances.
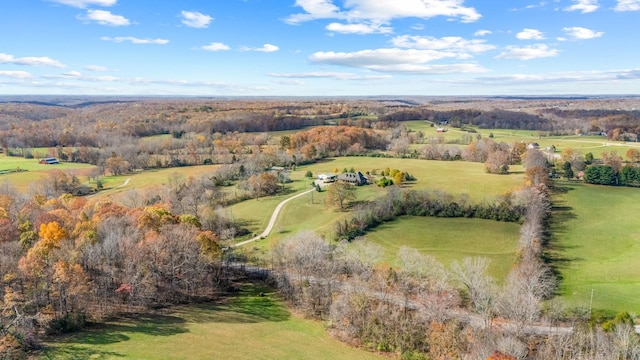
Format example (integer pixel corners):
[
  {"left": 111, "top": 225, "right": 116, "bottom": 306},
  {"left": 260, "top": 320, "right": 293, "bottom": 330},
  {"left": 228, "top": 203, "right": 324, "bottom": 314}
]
[
  {"left": 338, "top": 172, "right": 368, "bottom": 186},
  {"left": 39, "top": 157, "right": 59, "bottom": 165},
  {"left": 318, "top": 173, "right": 337, "bottom": 183}
]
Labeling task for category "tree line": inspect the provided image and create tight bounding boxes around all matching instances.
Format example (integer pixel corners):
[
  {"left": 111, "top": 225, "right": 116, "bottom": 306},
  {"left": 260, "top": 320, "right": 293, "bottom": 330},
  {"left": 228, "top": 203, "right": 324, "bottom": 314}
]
[{"left": 334, "top": 188, "right": 526, "bottom": 241}]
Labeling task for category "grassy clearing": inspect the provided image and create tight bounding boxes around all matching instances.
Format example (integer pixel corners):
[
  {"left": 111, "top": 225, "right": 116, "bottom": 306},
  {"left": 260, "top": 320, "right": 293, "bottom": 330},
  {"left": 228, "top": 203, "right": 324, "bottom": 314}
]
[
  {"left": 365, "top": 216, "right": 520, "bottom": 280},
  {"left": 98, "top": 165, "right": 222, "bottom": 199},
  {"left": 0, "top": 154, "right": 93, "bottom": 172},
  {"left": 402, "top": 120, "right": 640, "bottom": 157},
  {"left": 295, "top": 157, "right": 525, "bottom": 197},
  {"left": 550, "top": 180, "right": 640, "bottom": 314},
  {"left": 233, "top": 158, "right": 524, "bottom": 245},
  {"left": 0, "top": 154, "right": 96, "bottom": 192},
  {"left": 240, "top": 158, "right": 525, "bottom": 278},
  {"left": 40, "top": 283, "right": 382, "bottom": 360}
]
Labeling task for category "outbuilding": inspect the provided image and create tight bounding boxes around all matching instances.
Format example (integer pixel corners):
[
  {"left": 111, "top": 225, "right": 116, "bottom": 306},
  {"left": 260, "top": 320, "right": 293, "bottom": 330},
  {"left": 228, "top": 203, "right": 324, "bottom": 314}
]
[{"left": 39, "top": 157, "right": 59, "bottom": 164}]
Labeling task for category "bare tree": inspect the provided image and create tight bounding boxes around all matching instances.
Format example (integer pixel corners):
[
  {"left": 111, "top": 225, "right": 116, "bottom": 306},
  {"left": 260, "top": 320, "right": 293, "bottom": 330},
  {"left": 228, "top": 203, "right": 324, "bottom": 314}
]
[{"left": 451, "top": 257, "right": 497, "bottom": 324}]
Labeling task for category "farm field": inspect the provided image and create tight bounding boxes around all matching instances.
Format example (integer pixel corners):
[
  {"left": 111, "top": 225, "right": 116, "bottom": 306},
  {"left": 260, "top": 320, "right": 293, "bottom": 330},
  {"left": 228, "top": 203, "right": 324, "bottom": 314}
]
[
  {"left": 0, "top": 154, "right": 96, "bottom": 191},
  {"left": 551, "top": 180, "right": 640, "bottom": 314},
  {"left": 365, "top": 216, "right": 520, "bottom": 280},
  {"left": 40, "top": 283, "right": 382, "bottom": 360},
  {"left": 402, "top": 120, "right": 640, "bottom": 157},
  {"left": 232, "top": 157, "right": 525, "bottom": 245},
  {"left": 98, "top": 164, "right": 223, "bottom": 198},
  {"left": 296, "top": 157, "right": 525, "bottom": 197}
]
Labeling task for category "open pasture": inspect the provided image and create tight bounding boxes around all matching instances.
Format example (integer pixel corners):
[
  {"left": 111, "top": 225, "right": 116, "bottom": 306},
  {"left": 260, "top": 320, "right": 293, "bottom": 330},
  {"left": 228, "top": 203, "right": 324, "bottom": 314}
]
[
  {"left": 0, "top": 154, "right": 96, "bottom": 192},
  {"left": 365, "top": 216, "right": 520, "bottom": 280},
  {"left": 551, "top": 180, "right": 640, "bottom": 314},
  {"left": 238, "top": 158, "right": 525, "bottom": 270},
  {"left": 40, "top": 283, "right": 382, "bottom": 360},
  {"left": 294, "top": 157, "right": 525, "bottom": 197},
  {"left": 232, "top": 157, "right": 525, "bottom": 243},
  {"left": 402, "top": 120, "right": 640, "bottom": 158},
  {"left": 97, "top": 164, "right": 222, "bottom": 198}
]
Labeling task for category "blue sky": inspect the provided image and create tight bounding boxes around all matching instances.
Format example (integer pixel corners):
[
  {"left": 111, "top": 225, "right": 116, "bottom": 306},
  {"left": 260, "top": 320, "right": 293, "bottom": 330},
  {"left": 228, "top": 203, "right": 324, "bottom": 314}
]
[{"left": 1, "top": 0, "right": 639, "bottom": 96}]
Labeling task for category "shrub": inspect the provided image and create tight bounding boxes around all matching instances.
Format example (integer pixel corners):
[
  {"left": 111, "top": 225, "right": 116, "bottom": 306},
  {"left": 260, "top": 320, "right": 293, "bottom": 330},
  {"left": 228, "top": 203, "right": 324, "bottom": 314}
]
[
  {"left": 46, "top": 313, "right": 87, "bottom": 335},
  {"left": 376, "top": 177, "right": 394, "bottom": 187}
]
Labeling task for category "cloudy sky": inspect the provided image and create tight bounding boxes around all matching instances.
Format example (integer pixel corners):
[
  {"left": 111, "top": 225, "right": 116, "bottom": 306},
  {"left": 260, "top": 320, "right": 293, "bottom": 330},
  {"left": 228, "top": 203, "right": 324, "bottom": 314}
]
[{"left": 1, "top": 0, "right": 639, "bottom": 96}]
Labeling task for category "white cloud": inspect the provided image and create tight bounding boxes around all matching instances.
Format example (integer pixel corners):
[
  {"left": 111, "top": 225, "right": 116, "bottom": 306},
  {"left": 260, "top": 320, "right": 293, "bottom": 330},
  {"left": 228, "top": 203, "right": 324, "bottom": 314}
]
[
  {"left": 101, "top": 36, "right": 169, "bottom": 44},
  {"left": 0, "top": 71, "right": 32, "bottom": 79},
  {"left": 562, "top": 26, "right": 603, "bottom": 40},
  {"left": 474, "top": 29, "right": 491, "bottom": 36},
  {"left": 269, "top": 71, "right": 391, "bottom": 80},
  {"left": 47, "top": 0, "right": 116, "bottom": 8},
  {"left": 85, "top": 10, "right": 130, "bottom": 26},
  {"left": 495, "top": 44, "right": 559, "bottom": 60},
  {"left": 525, "top": 2, "right": 547, "bottom": 9},
  {"left": 391, "top": 35, "right": 495, "bottom": 55},
  {"left": 273, "top": 79, "right": 305, "bottom": 85},
  {"left": 255, "top": 44, "right": 280, "bottom": 52},
  {"left": 311, "top": 48, "right": 453, "bottom": 66},
  {"left": 285, "top": 0, "right": 342, "bottom": 24},
  {"left": 565, "top": 0, "right": 599, "bottom": 13},
  {"left": 92, "top": 75, "right": 119, "bottom": 82},
  {"left": 326, "top": 22, "right": 392, "bottom": 34},
  {"left": 309, "top": 48, "right": 488, "bottom": 74},
  {"left": 85, "top": 65, "right": 108, "bottom": 71},
  {"left": 516, "top": 28, "right": 545, "bottom": 40},
  {"left": 286, "top": 0, "right": 481, "bottom": 24},
  {"left": 181, "top": 11, "right": 213, "bottom": 28},
  {"left": 63, "top": 71, "right": 82, "bottom": 77},
  {"left": 369, "top": 63, "right": 486, "bottom": 74},
  {"left": 615, "top": 0, "right": 640, "bottom": 11},
  {"left": 0, "top": 53, "right": 66, "bottom": 68},
  {"left": 201, "top": 42, "right": 230, "bottom": 51},
  {"left": 477, "top": 68, "right": 640, "bottom": 85}
]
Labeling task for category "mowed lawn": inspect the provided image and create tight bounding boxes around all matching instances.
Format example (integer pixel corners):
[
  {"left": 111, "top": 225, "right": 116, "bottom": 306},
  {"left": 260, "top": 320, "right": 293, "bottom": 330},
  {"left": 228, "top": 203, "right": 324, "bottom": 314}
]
[
  {"left": 98, "top": 165, "right": 222, "bottom": 198},
  {"left": 298, "top": 157, "right": 525, "bottom": 198},
  {"left": 551, "top": 180, "right": 640, "bottom": 314},
  {"left": 0, "top": 154, "right": 96, "bottom": 191},
  {"left": 232, "top": 157, "right": 525, "bottom": 245},
  {"left": 402, "top": 120, "right": 640, "bottom": 157},
  {"left": 366, "top": 217, "right": 520, "bottom": 280},
  {"left": 40, "top": 283, "right": 383, "bottom": 360}
]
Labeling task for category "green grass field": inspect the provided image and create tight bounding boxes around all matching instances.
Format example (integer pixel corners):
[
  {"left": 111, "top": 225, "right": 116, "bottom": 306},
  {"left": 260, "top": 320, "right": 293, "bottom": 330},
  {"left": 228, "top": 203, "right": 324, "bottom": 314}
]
[
  {"left": 40, "top": 283, "right": 383, "bottom": 360},
  {"left": 98, "top": 165, "right": 222, "bottom": 198},
  {"left": 402, "top": 120, "right": 640, "bottom": 158},
  {"left": 551, "top": 180, "right": 640, "bottom": 314},
  {"left": 297, "top": 157, "right": 525, "bottom": 197},
  {"left": 365, "top": 216, "right": 520, "bottom": 280},
  {"left": 0, "top": 154, "right": 96, "bottom": 191},
  {"left": 232, "top": 158, "right": 525, "bottom": 245}
]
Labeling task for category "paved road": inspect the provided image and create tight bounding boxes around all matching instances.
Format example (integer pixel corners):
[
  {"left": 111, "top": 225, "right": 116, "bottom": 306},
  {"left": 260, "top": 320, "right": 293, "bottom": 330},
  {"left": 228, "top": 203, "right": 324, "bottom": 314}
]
[{"left": 234, "top": 188, "right": 315, "bottom": 247}]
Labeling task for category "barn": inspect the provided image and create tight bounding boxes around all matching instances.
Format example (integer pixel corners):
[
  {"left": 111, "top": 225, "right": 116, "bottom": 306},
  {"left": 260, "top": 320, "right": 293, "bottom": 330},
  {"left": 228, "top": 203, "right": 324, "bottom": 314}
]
[{"left": 39, "top": 157, "right": 60, "bottom": 165}]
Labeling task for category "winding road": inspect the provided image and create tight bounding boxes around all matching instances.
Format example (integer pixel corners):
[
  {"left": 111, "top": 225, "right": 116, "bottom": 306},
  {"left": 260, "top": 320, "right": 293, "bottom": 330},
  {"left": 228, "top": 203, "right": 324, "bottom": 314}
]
[{"left": 234, "top": 188, "right": 315, "bottom": 248}]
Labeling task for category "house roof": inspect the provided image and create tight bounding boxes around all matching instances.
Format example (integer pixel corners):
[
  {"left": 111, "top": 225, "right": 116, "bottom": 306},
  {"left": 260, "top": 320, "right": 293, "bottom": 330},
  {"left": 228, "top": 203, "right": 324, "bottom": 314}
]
[{"left": 338, "top": 171, "right": 368, "bottom": 185}]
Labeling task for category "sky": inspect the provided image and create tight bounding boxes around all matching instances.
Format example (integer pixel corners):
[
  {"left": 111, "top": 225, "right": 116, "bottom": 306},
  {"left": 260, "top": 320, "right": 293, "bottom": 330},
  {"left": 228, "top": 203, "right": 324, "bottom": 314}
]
[{"left": 1, "top": 0, "right": 640, "bottom": 96}]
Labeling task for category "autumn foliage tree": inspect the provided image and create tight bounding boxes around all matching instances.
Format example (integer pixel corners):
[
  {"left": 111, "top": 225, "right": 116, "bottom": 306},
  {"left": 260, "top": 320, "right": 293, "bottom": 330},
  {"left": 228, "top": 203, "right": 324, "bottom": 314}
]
[
  {"left": 246, "top": 172, "right": 279, "bottom": 199},
  {"left": 325, "top": 182, "right": 356, "bottom": 210}
]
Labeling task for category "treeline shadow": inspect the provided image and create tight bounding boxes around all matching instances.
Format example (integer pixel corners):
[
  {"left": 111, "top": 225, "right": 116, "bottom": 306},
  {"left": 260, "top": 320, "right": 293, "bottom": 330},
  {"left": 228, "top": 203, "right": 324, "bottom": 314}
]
[
  {"left": 543, "top": 184, "right": 582, "bottom": 286},
  {"left": 185, "top": 283, "right": 290, "bottom": 324},
  {"left": 41, "top": 345, "right": 126, "bottom": 359}
]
